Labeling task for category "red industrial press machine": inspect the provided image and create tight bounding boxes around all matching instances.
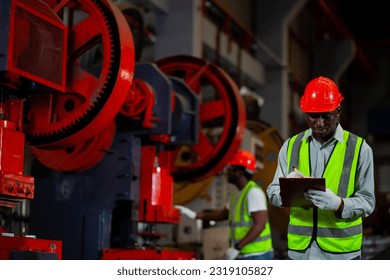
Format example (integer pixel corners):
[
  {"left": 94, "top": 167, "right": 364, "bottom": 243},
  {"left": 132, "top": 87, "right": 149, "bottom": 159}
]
[{"left": 0, "top": 0, "right": 246, "bottom": 260}]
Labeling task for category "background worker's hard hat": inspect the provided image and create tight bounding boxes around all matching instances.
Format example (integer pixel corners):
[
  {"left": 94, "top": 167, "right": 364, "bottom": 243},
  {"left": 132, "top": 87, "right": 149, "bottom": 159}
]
[
  {"left": 227, "top": 150, "right": 257, "bottom": 173},
  {"left": 300, "top": 76, "right": 343, "bottom": 113}
]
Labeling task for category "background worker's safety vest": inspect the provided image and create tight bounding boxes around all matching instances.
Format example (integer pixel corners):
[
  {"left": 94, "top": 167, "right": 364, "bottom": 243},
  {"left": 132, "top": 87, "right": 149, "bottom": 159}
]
[
  {"left": 286, "top": 130, "right": 364, "bottom": 253},
  {"left": 228, "top": 181, "right": 273, "bottom": 254}
]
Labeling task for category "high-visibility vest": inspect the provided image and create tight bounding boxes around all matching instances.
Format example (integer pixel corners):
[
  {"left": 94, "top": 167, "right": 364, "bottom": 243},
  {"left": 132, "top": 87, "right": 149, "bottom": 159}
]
[
  {"left": 229, "top": 181, "right": 273, "bottom": 254},
  {"left": 286, "top": 130, "right": 364, "bottom": 253}
]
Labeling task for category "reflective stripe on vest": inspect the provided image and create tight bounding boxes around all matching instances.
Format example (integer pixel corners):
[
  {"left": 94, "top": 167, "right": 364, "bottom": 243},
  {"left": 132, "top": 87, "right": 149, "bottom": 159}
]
[
  {"left": 228, "top": 181, "right": 273, "bottom": 254},
  {"left": 286, "top": 130, "right": 364, "bottom": 253}
]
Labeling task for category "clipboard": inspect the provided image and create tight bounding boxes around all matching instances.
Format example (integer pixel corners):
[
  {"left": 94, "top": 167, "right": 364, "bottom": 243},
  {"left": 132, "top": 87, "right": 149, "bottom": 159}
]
[{"left": 279, "top": 177, "right": 325, "bottom": 207}]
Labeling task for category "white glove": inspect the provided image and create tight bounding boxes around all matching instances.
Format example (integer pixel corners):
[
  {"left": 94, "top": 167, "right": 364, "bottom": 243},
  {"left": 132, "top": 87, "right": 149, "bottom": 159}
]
[
  {"left": 304, "top": 188, "right": 341, "bottom": 210},
  {"left": 224, "top": 247, "right": 240, "bottom": 260},
  {"left": 287, "top": 170, "right": 304, "bottom": 178},
  {"left": 174, "top": 205, "right": 197, "bottom": 219},
  {"left": 268, "top": 189, "right": 282, "bottom": 208}
]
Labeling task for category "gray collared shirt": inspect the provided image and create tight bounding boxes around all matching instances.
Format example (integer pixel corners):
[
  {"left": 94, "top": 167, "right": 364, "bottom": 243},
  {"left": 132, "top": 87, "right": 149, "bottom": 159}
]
[{"left": 267, "top": 124, "right": 375, "bottom": 260}]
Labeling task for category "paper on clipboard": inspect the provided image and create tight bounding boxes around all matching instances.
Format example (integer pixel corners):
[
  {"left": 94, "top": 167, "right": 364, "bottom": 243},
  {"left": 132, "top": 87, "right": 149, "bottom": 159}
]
[{"left": 279, "top": 177, "right": 325, "bottom": 207}]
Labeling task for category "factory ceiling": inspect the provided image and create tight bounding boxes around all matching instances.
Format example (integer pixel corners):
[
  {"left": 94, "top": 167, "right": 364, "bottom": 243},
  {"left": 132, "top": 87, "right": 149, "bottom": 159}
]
[{"left": 314, "top": 0, "right": 390, "bottom": 83}]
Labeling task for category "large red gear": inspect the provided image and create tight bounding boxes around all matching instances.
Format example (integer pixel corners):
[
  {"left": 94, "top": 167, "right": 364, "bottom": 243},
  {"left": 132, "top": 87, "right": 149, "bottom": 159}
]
[
  {"left": 23, "top": 0, "right": 135, "bottom": 149},
  {"left": 156, "top": 55, "right": 246, "bottom": 182}
]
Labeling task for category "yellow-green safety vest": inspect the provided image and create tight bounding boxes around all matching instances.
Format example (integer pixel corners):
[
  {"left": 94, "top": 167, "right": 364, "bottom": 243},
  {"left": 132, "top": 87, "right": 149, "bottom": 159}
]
[
  {"left": 228, "top": 181, "right": 273, "bottom": 254},
  {"left": 286, "top": 130, "right": 364, "bottom": 253}
]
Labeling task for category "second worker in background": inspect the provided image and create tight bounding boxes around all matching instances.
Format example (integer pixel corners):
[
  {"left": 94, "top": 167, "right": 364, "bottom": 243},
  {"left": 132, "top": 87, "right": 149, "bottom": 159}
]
[{"left": 176, "top": 150, "right": 273, "bottom": 260}]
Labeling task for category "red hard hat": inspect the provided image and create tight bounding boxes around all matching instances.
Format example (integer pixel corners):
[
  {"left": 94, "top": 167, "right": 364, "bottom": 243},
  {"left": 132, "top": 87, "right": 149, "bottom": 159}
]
[
  {"left": 300, "top": 76, "right": 343, "bottom": 112},
  {"left": 227, "top": 150, "right": 257, "bottom": 173}
]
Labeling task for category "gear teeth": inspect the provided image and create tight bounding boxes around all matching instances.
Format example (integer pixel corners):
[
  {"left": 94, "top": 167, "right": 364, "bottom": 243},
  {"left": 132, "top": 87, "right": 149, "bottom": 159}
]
[{"left": 26, "top": 0, "right": 122, "bottom": 146}]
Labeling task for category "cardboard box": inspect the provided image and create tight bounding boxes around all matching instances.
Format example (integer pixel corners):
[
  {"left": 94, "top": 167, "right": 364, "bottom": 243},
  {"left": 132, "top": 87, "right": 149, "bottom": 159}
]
[{"left": 202, "top": 226, "right": 229, "bottom": 260}]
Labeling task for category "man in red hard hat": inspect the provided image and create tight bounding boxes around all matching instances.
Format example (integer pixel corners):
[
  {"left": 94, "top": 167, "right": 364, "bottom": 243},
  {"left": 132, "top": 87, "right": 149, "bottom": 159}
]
[
  {"left": 176, "top": 150, "right": 274, "bottom": 260},
  {"left": 267, "top": 76, "right": 375, "bottom": 260}
]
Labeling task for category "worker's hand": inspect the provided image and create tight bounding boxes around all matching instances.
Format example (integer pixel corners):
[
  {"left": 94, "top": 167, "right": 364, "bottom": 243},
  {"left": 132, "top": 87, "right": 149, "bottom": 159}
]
[
  {"left": 174, "top": 205, "right": 197, "bottom": 219},
  {"left": 286, "top": 170, "right": 304, "bottom": 178},
  {"left": 224, "top": 247, "right": 240, "bottom": 260},
  {"left": 304, "top": 188, "right": 342, "bottom": 211}
]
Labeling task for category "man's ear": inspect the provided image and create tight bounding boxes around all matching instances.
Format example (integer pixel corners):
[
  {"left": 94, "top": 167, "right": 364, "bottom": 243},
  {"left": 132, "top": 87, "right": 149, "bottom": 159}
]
[{"left": 337, "top": 106, "right": 342, "bottom": 116}]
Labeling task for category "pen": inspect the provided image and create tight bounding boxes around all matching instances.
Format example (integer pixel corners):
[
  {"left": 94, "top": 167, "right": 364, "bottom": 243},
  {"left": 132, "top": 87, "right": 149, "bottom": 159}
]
[{"left": 293, "top": 167, "right": 305, "bottom": 177}]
